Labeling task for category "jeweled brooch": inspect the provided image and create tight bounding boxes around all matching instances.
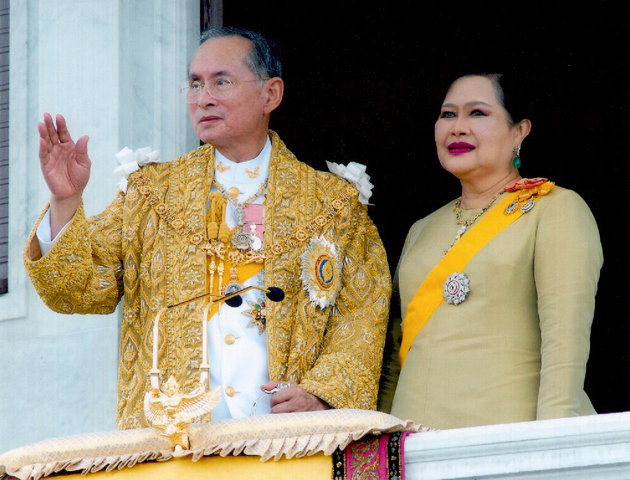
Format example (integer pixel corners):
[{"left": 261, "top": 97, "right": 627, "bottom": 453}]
[
  {"left": 243, "top": 298, "right": 266, "bottom": 334},
  {"left": 443, "top": 272, "right": 470, "bottom": 306},
  {"left": 300, "top": 236, "right": 343, "bottom": 309}
]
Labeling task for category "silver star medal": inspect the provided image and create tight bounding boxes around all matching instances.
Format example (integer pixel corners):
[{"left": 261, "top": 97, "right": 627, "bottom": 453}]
[
  {"left": 231, "top": 207, "right": 253, "bottom": 250},
  {"left": 443, "top": 272, "right": 470, "bottom": 306}
]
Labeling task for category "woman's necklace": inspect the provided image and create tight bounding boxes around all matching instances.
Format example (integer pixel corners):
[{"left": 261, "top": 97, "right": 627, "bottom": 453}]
[
  {"left": 443, "top": 190, "right": 505, "bottom": 256},
  {"left": 212, "top": 178, "right": 267, "bottom": 250}
]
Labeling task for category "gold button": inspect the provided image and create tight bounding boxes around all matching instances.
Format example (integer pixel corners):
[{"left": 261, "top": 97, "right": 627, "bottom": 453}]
[
  {"left": 228, "top": 187, "right": 240, "bottom": 199},
  {"left": 225, "top": 386, "right": 235, "bottom": 397},
  {"left": 225, "top": 334, "right": 236, "bottom": 345}
]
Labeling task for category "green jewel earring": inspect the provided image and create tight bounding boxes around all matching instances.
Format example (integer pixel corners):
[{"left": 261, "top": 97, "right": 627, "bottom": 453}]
[{"left": 512, "top": 146, "right": 522, "bottom": 168}]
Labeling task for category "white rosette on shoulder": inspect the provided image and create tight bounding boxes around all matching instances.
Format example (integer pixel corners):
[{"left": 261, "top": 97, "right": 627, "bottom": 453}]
[
  {"left": 326, "top": 161, "right": 374, "bottom": 205},
  {"left": 114, "top": 146, "right": 163, "bottom": 192}
]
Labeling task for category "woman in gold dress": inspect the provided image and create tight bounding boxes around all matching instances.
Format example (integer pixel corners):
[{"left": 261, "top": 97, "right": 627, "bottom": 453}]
[{"left": 379, "top": 74, "right": 603, "bottom": 429}]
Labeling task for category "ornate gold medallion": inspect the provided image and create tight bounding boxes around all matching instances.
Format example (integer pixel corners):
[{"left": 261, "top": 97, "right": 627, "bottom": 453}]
[{"left": 300, "top": 236, "right": 342, "bottom": 309}]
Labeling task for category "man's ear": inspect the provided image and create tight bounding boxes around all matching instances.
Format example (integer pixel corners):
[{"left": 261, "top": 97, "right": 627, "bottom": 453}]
[{"left": 263, "top": 78, "right": 284, "bottom": 114}]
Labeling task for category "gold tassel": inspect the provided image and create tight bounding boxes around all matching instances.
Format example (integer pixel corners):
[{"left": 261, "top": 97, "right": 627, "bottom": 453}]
[
  {"left": 206, "top": 192, "right": 227, "bottom": 296},
  {"left": 207, "top": 192, "right": 221, "bottom": 241},
  {"left": 219, "top": 201, "right": 230, "bottom": 243},
  {"left": 217, "top": 202, "right": 229, "bottom": 294}
]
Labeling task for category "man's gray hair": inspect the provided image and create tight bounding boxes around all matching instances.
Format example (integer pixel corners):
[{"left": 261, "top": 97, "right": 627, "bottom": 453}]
[{"left": 199, "top": 27, "right": 282, "bottom": 80}]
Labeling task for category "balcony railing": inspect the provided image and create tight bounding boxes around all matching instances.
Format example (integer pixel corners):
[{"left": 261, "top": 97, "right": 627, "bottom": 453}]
[{"left": 405, "top": 411, "right": 630, "bottom": 479}]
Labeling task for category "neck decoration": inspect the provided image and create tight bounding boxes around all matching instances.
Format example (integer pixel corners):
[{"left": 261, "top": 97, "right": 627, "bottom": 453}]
[
  {"left": 444, "top": 190, "right": 505, "bottom": 256},
  {"left": 212, "top": 178, "right": 267, "bottom": 251}
]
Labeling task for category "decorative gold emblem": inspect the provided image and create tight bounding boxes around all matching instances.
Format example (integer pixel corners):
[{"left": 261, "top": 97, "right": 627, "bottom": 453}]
[
  {"left": 300, "top": 236, "right": 343, "bottom": 309},
  {"left": 215, "top": 161, "right": 230, "bottom": 173},
  {"left": 145, "top": 301, "right": 223, "bottom": 452},
  {"left": 246, "top": 166, "right": 260, "bottom": 178},
  {"left": 143, "top": 376, "right": 221, "bottom": 451},
  {"left": 190, "top": 233, "right": 203, "bottom": 245}
]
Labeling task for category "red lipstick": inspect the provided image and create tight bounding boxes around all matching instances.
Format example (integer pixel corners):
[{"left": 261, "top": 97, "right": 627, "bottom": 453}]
[{"left": 448, "top": 142, "right": 475, "bottom": 155}]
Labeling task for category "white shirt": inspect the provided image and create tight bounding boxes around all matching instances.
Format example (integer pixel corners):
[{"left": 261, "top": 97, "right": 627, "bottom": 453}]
[
  {"left": 208, "top": 139, "right": 271, "bottom": 419},
  {"left": 37, "top": 137, "right": 273, "bottom": 420}
]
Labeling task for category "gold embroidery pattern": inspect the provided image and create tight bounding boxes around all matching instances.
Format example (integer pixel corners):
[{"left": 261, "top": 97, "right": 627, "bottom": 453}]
[
  {"left": 23, "top": 131, "right": 391, "bottom": 429},
  {"left": 215, "top": 161, "right": 229, "bottom": 173},
  {"left": 132, "top": 166, "right": 356, "bottom": 259},
  {"left": 245, "top": 166, "right": 260, "bottom": 178}
]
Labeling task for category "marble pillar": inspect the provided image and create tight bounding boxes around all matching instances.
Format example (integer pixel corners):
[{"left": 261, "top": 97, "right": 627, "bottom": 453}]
[{"left": 0, "top": 0, "right": 200, "bottom": 452}]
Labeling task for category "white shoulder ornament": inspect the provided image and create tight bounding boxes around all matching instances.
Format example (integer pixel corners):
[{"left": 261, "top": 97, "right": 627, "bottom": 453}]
[
  {"left": 300, "top": 235, "right": 343, "bottom": 309},
  {"left": 114, "top": 146, "right": 164, "bottom": 192},
  {"left": 326, "top": 161, "right": 374, "bottom": 205}
]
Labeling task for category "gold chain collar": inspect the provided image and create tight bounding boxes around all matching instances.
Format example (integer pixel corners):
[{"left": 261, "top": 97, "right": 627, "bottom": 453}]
[
  {"left": 454, "top": 190, "right": 505, "bottom": 227},
  {"left": 131, "top": 168, "right": 357, "bottom": 257}
]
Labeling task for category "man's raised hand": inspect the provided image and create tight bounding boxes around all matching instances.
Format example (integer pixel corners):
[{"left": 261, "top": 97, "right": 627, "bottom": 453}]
[
  {"left": 39, "top": 113, "right": 91, "bottom": 200},
  {"left": 38, "top": 113, "right": 91, "bottom": 237}
]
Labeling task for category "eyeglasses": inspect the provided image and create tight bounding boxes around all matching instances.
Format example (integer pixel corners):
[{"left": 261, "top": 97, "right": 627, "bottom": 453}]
[{"left": 180, "top": 78, "right": 268, "bottom": 103}]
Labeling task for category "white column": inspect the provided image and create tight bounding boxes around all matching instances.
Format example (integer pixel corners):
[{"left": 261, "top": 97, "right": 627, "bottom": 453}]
[
  {"left": 119, "top": 0, "right": 199, "bottom": 161},
  {"left": 0, "top": 0, "right": 199, "bottom": 453}
]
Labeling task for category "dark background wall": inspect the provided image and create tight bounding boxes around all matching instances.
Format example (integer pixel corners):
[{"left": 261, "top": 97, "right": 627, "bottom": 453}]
[{"left": 223, "top": 1, "right": 630, "bottom": 414}]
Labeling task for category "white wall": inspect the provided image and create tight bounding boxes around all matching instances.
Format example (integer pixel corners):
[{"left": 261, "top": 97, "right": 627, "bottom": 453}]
[{"left": 0, "top": 0, "right": 199, "bottom": 452}]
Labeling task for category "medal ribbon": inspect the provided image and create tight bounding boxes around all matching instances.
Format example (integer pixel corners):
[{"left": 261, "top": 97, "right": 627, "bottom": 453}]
[{"left": 399, "top": 190, "right": 546, "bottom": 368}]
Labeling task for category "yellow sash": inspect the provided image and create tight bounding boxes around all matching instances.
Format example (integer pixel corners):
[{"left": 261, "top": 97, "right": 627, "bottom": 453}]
[
  {"left": 399, "top": 190, "right": 545, "bottom": 367},
  {"left": 206, "top": 257, "right": 264, "bottom": 318},
  {"left": 204, "top": 196, "right": 265, "bottom": 317}
]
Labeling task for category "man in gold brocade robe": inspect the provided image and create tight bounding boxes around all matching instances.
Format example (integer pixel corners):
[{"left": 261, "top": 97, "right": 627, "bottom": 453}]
[{"left": 24, "top": 27, "right": 391, "bottom": 429}]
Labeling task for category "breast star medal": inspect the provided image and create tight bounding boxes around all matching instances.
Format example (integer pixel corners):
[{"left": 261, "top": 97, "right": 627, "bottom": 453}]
[
  {"left": 300, "top": 236, "right": 343, "bottom": 309},
  {"left": 243, "top": 298, "right": 266, "bottom": 334},
  {"left": 443, "top": 272, "right": 470, "bottom": 306}
]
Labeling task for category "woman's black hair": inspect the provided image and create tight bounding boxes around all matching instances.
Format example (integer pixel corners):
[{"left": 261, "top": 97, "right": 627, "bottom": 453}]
[{"left": 447, "top": 73, "right": 532, "bottom": 125}]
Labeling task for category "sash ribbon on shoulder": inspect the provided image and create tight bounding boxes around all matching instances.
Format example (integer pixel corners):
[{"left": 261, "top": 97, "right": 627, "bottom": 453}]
[{"left": 399, "top": 184, "right": 553, "bottom": 368}]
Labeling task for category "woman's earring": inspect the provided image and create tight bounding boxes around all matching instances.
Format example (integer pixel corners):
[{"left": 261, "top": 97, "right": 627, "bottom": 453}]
[{"left": 512, "top": 145, "right": 522, "bottom": 168}]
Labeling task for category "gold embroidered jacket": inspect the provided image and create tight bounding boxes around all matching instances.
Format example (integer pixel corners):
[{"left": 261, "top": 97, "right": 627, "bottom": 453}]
[{"left": 24, "top": 132, "right": 391, "bottom": 429}]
